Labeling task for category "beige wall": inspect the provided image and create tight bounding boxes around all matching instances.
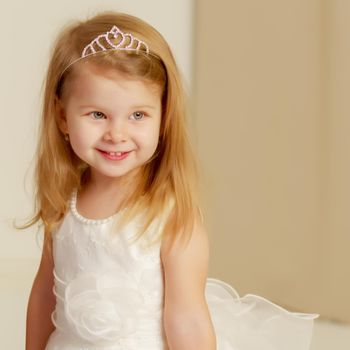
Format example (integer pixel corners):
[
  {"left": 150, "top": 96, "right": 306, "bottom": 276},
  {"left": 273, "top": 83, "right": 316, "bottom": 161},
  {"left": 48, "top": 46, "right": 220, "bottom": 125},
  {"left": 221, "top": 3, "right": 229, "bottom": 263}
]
[
  {"left": 325, "top": 0, "right": 350, "bottom": 323},
  {"left": 194, "top": 0, "right": 350, "bottom": 322}
]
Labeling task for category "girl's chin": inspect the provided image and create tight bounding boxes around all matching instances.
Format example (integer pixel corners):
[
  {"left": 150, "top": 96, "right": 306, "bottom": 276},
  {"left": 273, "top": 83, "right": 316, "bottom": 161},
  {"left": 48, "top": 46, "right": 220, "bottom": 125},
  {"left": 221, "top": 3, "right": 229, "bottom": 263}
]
[{"left": 88, "top": 167, "right": 142, "bottom": 183}]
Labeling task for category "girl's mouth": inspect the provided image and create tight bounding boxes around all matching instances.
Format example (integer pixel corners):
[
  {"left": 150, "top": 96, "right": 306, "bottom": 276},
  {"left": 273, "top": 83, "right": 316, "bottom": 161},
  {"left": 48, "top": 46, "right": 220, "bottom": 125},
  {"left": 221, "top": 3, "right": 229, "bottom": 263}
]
[{"left": 98, "top": 150, "right": 130, "bottom": 161}]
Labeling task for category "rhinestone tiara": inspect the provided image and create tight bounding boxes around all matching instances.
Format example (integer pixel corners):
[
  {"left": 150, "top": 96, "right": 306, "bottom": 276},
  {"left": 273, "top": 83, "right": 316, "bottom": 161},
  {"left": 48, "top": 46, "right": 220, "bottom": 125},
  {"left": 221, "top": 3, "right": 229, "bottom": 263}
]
[
  {"left": 61, "top": 25, "right": 149, "bottom": 75},
  {"left": 82, "top": 25, "right": 149, "bottom": 57}
]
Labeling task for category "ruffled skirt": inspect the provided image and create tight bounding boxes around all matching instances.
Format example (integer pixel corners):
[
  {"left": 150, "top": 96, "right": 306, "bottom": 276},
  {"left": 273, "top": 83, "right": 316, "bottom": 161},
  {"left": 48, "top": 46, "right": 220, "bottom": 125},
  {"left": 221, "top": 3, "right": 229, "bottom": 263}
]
[
  {"left": 46, "top": 277, "right": 318, "bottom": 349},
  {"left": 206, "top": 278, "right": 318, "bottom": 350}
]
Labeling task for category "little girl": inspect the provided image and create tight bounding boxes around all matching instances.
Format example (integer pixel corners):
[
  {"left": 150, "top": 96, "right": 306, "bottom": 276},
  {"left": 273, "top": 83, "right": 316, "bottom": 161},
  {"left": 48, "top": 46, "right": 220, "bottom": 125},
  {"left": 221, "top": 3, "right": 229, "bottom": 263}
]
[{"left": 24, "top": 11, "right": 318, "bottom": 350}]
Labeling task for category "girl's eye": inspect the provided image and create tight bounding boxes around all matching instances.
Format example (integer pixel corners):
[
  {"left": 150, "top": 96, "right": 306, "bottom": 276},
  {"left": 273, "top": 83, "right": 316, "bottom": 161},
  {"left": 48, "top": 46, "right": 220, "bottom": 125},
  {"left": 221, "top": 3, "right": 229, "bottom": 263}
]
[
  {"left": 131, "top": 111, "right": 145, "bottom": 120},
  {"left": 91, "top": 111, "right": 106, "bottom": 119}
]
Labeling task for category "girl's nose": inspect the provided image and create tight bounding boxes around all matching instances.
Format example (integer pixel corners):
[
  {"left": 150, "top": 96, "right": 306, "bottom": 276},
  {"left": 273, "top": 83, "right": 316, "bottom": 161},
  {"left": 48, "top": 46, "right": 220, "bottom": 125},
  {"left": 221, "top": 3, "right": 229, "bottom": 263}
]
[{"left": 103, "top": 120, "right": 127, "bottom": 143}]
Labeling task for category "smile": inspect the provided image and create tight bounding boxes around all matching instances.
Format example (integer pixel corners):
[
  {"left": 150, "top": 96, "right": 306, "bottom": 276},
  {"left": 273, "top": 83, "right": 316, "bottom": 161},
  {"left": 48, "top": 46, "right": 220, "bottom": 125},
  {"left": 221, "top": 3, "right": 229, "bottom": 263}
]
[
  {"left": 98, "top": 150, "right": 131, "bottom": 161},
  {"left": 108, "top": 151, "right": 122, "bottom": 156}
]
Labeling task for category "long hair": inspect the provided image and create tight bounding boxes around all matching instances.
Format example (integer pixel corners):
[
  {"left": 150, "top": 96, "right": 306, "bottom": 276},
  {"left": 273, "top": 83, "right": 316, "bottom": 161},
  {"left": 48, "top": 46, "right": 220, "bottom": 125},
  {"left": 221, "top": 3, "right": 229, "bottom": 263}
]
[{"left": 19, "top": 12, "right": 198, "bottom": 247}]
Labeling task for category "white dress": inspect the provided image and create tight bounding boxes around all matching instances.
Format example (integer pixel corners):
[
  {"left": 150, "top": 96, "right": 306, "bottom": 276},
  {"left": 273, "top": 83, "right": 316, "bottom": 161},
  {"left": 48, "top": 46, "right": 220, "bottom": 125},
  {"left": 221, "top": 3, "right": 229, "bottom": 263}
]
[{"left": 45, "top": 190, "right": 318, "bottom": 350}]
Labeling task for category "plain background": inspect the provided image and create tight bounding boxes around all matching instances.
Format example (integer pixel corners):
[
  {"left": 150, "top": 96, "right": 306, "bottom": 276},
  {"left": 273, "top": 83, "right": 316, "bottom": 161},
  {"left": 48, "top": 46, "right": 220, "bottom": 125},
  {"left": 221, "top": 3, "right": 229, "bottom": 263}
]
[{"left": 195, "top": 0, "right": 350, "bottom": 324}]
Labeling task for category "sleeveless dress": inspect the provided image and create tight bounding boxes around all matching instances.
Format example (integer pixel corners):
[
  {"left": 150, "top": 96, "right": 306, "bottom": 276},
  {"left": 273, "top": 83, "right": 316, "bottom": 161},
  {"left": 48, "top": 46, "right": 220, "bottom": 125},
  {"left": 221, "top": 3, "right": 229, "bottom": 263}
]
[{"left": 45, "top": 190, "right": 318, "bottom": 350}]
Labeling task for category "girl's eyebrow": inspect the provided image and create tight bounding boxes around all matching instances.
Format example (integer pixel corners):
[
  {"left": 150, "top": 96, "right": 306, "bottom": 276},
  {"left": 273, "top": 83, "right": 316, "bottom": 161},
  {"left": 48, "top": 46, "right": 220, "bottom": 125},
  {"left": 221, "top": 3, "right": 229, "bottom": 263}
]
[
  {"left": 132, "top": 105, "right": 157, "bottom": 110},
  {"left": 77, "top": 104, "right": 157, "bottom": 110}
]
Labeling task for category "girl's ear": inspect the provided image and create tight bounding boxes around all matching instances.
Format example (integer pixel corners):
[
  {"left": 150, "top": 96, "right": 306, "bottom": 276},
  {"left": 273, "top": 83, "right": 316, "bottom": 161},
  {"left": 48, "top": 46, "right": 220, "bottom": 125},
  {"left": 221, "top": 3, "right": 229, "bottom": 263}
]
[{"left": 55, "top": 97, "right": 68, "bottom": 134}]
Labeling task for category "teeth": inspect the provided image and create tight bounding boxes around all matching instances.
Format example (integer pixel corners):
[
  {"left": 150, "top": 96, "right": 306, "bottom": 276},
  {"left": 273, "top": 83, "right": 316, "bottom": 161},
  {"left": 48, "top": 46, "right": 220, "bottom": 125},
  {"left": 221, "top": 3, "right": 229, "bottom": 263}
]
[{"left": 108, "top": 152, "right": 122, "bottom": 156}]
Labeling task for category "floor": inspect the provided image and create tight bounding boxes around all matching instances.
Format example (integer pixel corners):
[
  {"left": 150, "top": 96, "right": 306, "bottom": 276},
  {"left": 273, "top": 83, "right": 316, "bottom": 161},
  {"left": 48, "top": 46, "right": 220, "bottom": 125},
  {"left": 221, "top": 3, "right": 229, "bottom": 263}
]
[
  {"left": 311, "top": 320, "right": 350, "bottom": 350},
  {"left": 1, "top": 259, "right": 350, "bottom": 349}
]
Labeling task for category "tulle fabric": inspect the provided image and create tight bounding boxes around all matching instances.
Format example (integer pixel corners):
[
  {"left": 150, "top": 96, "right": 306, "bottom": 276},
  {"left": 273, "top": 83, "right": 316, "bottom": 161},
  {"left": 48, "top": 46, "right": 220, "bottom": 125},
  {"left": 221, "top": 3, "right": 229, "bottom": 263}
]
[
  {"left": 46, "top": 269, "right": 166, "bottom": 350},
  {"left": 46, "top": 274, "right": 318, "bottom": 350},
  {"left": 206, "top": 278, "right": 318, "bottom": 350}
]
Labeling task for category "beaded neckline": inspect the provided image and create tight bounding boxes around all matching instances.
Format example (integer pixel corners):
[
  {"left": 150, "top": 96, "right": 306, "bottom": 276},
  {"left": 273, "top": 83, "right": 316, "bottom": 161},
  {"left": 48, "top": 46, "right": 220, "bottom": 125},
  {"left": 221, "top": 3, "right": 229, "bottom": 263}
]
[{"left": 70, "top": 189, "right": 120, "bottom": 225}]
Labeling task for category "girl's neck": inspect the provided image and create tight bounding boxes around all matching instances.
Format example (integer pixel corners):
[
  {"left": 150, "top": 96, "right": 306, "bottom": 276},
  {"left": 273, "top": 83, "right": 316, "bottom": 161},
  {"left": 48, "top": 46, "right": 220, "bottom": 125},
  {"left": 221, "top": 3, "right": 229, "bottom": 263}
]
[
  {"left": 82, "top": 167, "right": 141, "bottom": 198},
  {"left": 76, "top": 175, "right": 133, "bottom": 221}
]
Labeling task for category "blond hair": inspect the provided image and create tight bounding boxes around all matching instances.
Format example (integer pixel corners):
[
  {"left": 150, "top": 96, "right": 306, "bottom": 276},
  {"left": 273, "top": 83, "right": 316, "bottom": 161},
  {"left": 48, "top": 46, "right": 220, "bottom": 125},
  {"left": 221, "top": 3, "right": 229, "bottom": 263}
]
[{"left": 19, "top": 12, "right": 198, "bottom": 247}]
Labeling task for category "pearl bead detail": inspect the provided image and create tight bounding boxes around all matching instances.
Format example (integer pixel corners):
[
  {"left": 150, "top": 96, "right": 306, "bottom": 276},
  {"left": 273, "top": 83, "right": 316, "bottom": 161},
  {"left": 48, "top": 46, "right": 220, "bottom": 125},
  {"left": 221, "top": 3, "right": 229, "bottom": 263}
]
[{"left": 70, "top": 189, "right": 118, "bottom": 225}]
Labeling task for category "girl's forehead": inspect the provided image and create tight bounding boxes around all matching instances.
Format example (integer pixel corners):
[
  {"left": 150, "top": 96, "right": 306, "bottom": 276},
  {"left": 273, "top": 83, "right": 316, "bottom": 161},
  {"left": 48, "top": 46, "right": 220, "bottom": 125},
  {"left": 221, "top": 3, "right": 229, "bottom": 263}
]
[
  {"left": 73, "top": 61, "right": 120, "bottom": 78},
  {"left": 63, "top": 63, "right": 162, "bottom": 101},
  {"left": 70, "top": 63, "right": 136, "bottom": 87}
]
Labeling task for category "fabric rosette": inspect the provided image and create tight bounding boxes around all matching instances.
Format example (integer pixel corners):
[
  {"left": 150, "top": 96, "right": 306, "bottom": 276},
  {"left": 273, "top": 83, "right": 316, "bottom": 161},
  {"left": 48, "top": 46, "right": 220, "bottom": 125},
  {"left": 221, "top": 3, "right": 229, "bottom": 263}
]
[{"left": 62, "top": 270, "right": 145, "bottom": 344}]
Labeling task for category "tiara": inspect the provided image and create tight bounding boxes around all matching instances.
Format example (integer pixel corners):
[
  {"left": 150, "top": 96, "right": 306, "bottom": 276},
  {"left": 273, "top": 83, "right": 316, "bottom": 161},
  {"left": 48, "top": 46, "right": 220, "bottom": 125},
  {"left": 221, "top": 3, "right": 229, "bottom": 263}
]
[
  {"left": 82, "top": 25, "right": 149, "bottom": 57},
  {"left": 61, "top": 26, "right": 149, "bottom": 75}
]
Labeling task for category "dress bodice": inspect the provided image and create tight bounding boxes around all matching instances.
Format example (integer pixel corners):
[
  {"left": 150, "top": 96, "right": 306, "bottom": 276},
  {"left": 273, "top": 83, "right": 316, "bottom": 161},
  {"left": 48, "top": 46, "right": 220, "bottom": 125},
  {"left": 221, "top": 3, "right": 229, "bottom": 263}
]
[{"left": 47, "top": 190, "right": 168, "bottom": 349}]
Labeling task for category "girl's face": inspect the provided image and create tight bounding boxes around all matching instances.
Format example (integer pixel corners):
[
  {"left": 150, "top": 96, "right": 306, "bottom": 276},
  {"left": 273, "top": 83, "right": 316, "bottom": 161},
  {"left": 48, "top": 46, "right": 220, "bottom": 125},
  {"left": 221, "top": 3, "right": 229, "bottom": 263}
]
[{"left": 59, "top": 63, "right": 162, "bottom": 185}]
